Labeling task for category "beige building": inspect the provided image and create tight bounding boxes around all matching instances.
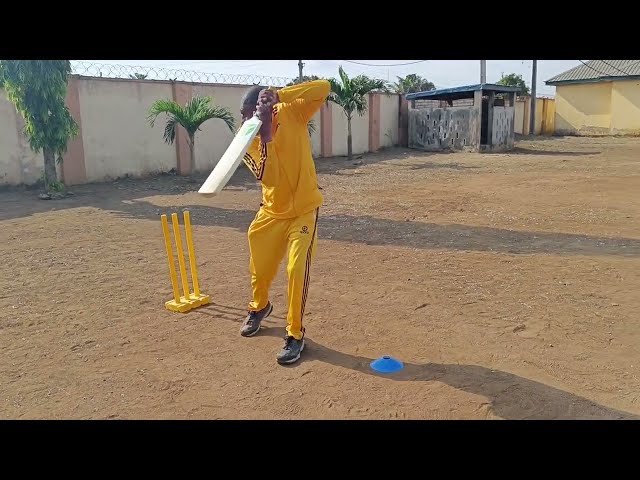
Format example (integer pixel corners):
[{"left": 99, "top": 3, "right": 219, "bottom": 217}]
[{"left": 546, "top": 60, "right": 640, "bottom": 136}]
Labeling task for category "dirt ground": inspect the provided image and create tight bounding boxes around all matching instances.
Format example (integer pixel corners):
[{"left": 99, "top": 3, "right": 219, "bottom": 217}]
[{"left": 1, "top": 135, "right": 639, "bottom": 420}]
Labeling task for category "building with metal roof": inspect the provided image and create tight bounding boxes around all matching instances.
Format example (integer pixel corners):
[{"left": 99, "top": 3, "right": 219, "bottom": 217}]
[
  {"left": 406, "top": 83, "right": 520, "bottom": 152},
  {"left": 406, "top": 83, "right": 521, "bottom": 100},
  {"left": 545, "top": 61, "right": 640, "bottom": 136},
  {"left": 546, "top": 60, "right": 640, "bottom": 85}
]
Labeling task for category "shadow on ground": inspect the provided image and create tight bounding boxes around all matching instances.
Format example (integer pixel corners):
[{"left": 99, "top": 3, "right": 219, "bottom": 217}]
[
  {"left": 205, "top": 306, "right": 639, "bottom": 420},
  {"left": 2, "top": 182, "right": 638, "bottom": 257},
  {"left": 400, "top": 161, "right": 479, "bottom": 171},
  {"left": 2, "top": 145, "right": 637, "bottom": 258},
  {"left": 315, "top": 148, "right": 473, "bottom": 176},
  {"left": 300, "top": 338, "right": 638, "bottom": 420},
  {"left": 109, "top": 200, "right": 638, "bottom": 257},
  {"left": 489, "top": 147, "right": 602, "bottom": 157}
]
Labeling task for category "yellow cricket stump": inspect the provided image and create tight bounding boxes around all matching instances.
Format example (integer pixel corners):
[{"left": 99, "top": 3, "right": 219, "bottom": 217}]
[{"left": 161, "top": 211, "right": 210, "bottom": 313}]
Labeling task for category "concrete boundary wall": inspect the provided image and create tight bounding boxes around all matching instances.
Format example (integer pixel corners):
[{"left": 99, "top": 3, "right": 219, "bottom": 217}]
[{"left": 0, "top": 76, "right": 405, "bottom": 186}]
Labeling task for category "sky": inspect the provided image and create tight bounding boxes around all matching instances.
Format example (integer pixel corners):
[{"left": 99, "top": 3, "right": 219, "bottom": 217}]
[{"left": 78, "top": 60, "right": 582, "bottom": 96}]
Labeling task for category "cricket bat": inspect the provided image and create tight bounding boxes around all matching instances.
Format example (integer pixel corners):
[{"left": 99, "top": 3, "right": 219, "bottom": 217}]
[{"left": 198, "top": 115, "right": 262, "bottom": 197}]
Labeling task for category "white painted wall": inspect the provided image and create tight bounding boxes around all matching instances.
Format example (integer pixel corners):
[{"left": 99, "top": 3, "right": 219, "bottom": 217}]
[
  {"left": 78, "top": 79, "right": 176, "bottom": 182},
  {"left": 380, "top": 94, "right": 400, "bottom": 147},
  {"left": 1, "top": 78, "right": 402, "bottom": 186},
  {"left": 331, "top": 102, "right": 370, "bottom": 157},
  {"left": 0, "top": 91, "right": 45, "bottom": 185}
]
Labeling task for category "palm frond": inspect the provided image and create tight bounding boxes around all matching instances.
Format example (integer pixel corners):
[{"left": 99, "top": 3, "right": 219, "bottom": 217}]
[
  {"left": 147, "top": 99, "right": 187, "bottom": 128},
  {"left": 308, "top": 119, "right": 316, "bottom": 135},
  {"left": 338, "top": 66, "right": 351, "bottom": 92},
  {"left": 392, "top": 74, "right": 435, "bottom": 94},
  {"left": 163, "top": 115, "right": 179, "bottom": 145},
  {"left": 148, "top": 96, "right": 235, "bottom": 146},
  {"left": 200, "top": 105, "right": 236, "bottom": 133},
  {"left": 327, "top": 78, "right": 343, "bottom": 105},
  {"left": 183, "top": 96, "right": 210, "bottom": 135},
  {"left": 327, "top": 66, "right": 388, "bottom": 118},
  {"left": 352, "top": 96, "right": 368, "bottom": 116},
  {"left": 353, "top": 75, "right": 390, "bottom": 95},
  {"left": 184, "top": 96, "right": 236, "bottom": 135}
]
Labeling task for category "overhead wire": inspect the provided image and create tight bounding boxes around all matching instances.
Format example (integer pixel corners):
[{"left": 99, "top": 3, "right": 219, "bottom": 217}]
[
  {"left": 598, "top": 60, "right": 633, "bottom": 76},
  {"left": 341, "top": 60, "right": 428, "bottom": 67},
  {"left": 579, "top": 60, "right": 634, "bottom": 77}
]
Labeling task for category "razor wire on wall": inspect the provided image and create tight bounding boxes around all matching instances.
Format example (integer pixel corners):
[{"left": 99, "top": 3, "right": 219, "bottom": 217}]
[{"left": 70, "top": 61, "right": 292, "bottom": 87}]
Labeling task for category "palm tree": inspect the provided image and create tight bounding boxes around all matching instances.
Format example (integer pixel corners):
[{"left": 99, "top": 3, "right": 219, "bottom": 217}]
[
  {"left": 328, "top": 66, "right": 389, "bottom": 161},
  {"left": 147, "top": 95, "right": 235, "bottom": 173},
  {"left": 393, "top": 74, "right": 435, "bottom": 94}
]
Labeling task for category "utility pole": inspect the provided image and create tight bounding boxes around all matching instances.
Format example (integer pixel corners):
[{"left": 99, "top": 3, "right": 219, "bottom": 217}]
[
  {"left": 298, "top": 60, "right": 304, "bottom": 82},
  {"left": 529, "top": 60, "right": 537, "bottom": 135},
  {"left": 480, "top": 60, "right": 487, "bottom": 83}
]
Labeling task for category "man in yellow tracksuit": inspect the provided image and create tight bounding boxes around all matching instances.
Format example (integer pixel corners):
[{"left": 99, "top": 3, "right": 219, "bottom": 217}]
[{"left": 238, "top": 79, "right": 330, "bottom": 365}]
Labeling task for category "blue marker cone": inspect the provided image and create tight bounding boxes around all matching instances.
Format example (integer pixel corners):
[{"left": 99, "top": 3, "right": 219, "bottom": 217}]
[{"left": 370, "top": 355, "right": 404, "bottom": 374}]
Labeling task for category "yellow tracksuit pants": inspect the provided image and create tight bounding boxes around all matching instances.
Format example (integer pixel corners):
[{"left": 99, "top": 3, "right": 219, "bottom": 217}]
[{"left": 247, "top": 207, "right": 319, "bottom": 340}]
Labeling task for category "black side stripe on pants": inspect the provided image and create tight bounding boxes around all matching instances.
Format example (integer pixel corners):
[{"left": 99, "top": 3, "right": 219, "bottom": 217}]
[{"left": 300, "top": 208, "right": 320, "bottom": 330}]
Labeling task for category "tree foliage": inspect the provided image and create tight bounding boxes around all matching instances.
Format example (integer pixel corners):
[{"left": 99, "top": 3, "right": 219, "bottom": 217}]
[
  {"left": 147, "top": 95, "right": 235, "bottom": 173},
  {"left": 286, "top": 75, "right": 320, "bottom": 87},
  {"left": 0, "top": 60, "right": 79, "bottom": 191},
  {"left": 393, "top": 74, "right": 435, "bottom": 94},
  {"left": 497, "top": 73, "right": 529, "bottom": 96}
]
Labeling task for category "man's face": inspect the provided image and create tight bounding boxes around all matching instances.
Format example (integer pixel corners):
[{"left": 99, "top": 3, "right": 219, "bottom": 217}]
[{"left": 241, "top": 102, "right": 257, "bottom": 122}]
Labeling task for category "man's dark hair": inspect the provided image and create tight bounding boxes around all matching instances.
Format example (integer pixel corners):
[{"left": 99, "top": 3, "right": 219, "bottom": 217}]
[{"left": 241, "top": 85, "right": 265, "bottom": 108}]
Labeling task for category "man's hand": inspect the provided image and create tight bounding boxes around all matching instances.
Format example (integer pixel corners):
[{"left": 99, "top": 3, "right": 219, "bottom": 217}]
[
  {"left": 256, "top": 89, "right": 277, "bottom": 120},
  {"left": 259, "top": 89, "right": 279, "bottom": 106},
  {"left": 256, "top": 88, "right": 278, "bottom": 142}
]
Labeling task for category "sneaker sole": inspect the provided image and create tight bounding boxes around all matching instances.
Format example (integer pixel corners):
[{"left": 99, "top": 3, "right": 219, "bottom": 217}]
[
  {"left": 277, "top": 340, "right": 305, "bottom": 365},
  {"left": 240, "top": 303, "right": 273, "bottom": 337}
]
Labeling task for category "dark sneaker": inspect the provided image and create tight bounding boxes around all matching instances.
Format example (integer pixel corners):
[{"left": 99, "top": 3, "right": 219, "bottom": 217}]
[
  {"left": 276, "top": 335, "right": 305, "bottom": 365},
  {"left": 240, "top": 302, "right": 273, "bottom": 337}
]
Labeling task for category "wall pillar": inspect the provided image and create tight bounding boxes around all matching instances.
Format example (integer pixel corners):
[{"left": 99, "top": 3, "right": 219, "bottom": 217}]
[
  {"left": 63, "top": 76, "right": 87, "bottom": 185},
  {"left": 523, "top": 96, "right": 531, "bottom": 135},
  {"left": 486, "top": 91, "right": 495, "bottom": 147},
  {"left": 171, "top": 82, "right": 193, "bottom": 175},
  {"left": 320, "top": 101, "right": 332, "bottom": 158},
  {"left": 368, "top": 93, "right": 381, "bottom": 152},
  {"left": 398, "top": 96, "right": 409, "bottom": 147},
  {"left": 473, "top": 90, "right": 483, "bottom": 151}
]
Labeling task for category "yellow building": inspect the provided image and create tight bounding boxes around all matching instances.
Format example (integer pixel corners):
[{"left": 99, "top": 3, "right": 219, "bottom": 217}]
[{"left": 546, "top": 60, "right": 640, "bottom": 136}]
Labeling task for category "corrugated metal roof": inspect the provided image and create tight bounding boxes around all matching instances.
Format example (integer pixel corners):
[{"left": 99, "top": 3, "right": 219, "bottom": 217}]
[
  {"left": 406, "top": 83, "right": 520, "bottom": 100},
  {"left": 546, "top": 60, "right": 640, "bottom": 85}
]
